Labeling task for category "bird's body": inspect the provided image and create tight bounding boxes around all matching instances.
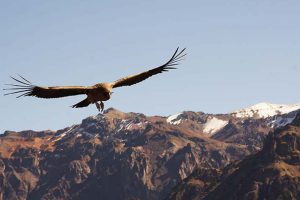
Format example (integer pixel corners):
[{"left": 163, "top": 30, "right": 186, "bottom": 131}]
[
  {"left": 4, "top": 48, "right": 186, "bottom": 112},
  {"left": 87, "top": 83, "right": 112, "bottom": 102},
  {"left": 85, "top": 83, "right": 112, "bottom": 111}
]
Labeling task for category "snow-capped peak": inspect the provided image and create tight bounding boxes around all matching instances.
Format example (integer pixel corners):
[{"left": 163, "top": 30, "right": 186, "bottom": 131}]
[{"left": 232, "top": 102, "right": 300, "bottom": 118}]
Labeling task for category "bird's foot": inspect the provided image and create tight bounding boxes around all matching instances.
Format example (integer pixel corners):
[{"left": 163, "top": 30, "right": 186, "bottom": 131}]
[
  {"left": 96, "top": 102, "right": 101, "bottom": 112},
  {"left": 95, "top": 101, "right": 104, "bottom": 112},
  {"left": 100, "top": 101, "right": 104, "bottom": 112}
]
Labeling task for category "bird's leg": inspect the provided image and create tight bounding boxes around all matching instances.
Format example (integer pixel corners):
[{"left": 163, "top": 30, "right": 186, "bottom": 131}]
[
  {"left": 100, "top": 101, "right": 104, "bottom": 112},
  {"left": 95, "top": 101, "right": 104, "bottom": 112},
  {"left": 95, "top": 102, "right": 101, "bottom": 112}
]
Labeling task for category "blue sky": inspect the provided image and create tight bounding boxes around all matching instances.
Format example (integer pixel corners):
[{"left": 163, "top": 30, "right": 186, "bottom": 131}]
[{"left": 1, "top": 0, "right": 299, "bottom": 133}]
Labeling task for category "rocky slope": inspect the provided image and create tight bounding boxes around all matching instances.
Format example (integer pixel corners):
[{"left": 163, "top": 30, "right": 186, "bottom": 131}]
[
  {"left": 167, "top": 110, "right": 300, "bottom": 200},
  {"left": 0, "top": 103, "right": 299, "bottom": 200}
]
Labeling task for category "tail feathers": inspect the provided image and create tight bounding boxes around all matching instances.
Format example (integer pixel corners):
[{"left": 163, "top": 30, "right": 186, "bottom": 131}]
[{"left": 72, "top": 98, "right": 90, "bottom": 108}]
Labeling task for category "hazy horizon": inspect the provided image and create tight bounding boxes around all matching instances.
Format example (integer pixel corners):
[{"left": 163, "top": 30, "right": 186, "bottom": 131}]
[{"left": 1, "top": 1, "right": 299, "bottom": 133}]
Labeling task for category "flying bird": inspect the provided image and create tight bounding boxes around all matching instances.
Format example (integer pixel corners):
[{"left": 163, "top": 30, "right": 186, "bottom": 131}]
[{"left": 4, "top": 48, "right": 186, "bottom": 112}]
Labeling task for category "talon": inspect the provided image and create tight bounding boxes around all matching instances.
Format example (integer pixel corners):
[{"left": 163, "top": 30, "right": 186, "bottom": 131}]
[
  {"left": 96, "top": 102, "right": 101, "bottom": 112},
  {"left": 100, "top": 101, "right": 104, "bottom": 112}
]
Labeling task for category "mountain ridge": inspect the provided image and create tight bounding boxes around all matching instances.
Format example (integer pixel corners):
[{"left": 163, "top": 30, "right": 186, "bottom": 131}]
[
  {"left": 167, "top": 111, "right": 300, "bottom": 200},
  {"left": 1, "top": 103, "right": 300, "bottom": 200}
]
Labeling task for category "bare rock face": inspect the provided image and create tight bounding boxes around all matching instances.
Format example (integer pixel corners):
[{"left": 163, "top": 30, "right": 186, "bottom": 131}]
[
  {"left": 0, "top": 107, "right": 298, "bottom": 200},
  {"left": 261, "top": 113, "right": 300, "bottom": 165},
  {"left": 168, "top": 112, "right": 300, "bottom": 200},
  {"left": 167, "top": 167, "right": 221, "bottom": 200}
]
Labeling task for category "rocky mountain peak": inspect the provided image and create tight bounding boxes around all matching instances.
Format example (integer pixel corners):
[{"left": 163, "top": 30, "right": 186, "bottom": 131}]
[{"left": 103, "top": 107, "right": 124, "bottom": 115}]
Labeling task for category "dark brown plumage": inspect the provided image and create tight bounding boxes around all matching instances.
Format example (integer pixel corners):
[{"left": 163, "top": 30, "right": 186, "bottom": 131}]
[{"left": 4, "top": 47, "right": 186, "bottom": 112}]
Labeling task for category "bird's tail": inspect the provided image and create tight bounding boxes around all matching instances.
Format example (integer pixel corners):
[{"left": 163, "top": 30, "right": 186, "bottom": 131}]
[{"left": 72, "top": 98, "right": 90, "bottom": 108}]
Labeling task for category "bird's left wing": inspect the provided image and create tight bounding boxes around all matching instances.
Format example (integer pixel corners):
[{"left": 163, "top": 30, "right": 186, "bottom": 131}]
[
  {"left": 111, "top": 47, "right": 186, "bottom": 88},
  {"left": 4, "top": 75, "right": 92, "bottom": 98}
]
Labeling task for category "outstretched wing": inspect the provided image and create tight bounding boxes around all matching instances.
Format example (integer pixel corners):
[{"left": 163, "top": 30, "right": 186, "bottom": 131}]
[
  {"left": 4, "top": 75, "right": 91, "bottom": 98},
  {"left": 111, "top": 47, "right": 186, "bottom": 88}
]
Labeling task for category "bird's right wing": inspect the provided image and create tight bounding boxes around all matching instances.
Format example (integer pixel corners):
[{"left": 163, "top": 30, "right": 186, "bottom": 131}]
[
  {"left": 111, "top": 47, "right": 186, "bottom": 88},
  {"left": 4, "top": 75, "right": 92, "bottom": 98}
]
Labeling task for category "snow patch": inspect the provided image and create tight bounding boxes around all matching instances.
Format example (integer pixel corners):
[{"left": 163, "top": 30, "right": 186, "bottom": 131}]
[
  {"left": 203, "top": 117, "right": 228, "bottom": 135},
  {"left": 232, "top": 102, "right": 300, "bottom": 118},
  {"left": 51, "top": 126, "right": 75, "bottom": 142},
  {"left": 166, "top": 113, "right": 182, "bottom": 125},
  {"left": 116, "top": 120, "right": 148, "bottom": 132},
  {"left": 172, "top": 119, "right": 182, "bottom": 125}
]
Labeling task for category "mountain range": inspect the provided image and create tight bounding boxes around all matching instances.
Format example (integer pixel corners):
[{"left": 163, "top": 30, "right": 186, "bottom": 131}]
[{"left": 1, "top": 102, "right": 300, "bottom": 200}]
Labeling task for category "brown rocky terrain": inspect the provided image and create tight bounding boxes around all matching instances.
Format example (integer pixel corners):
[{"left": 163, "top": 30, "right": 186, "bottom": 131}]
[
  {"left": 0, "top": 106, "right": 299, "bottom": 200},
  {"left": 167, "top": 111, "right": 300, "bottom": 200}
]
